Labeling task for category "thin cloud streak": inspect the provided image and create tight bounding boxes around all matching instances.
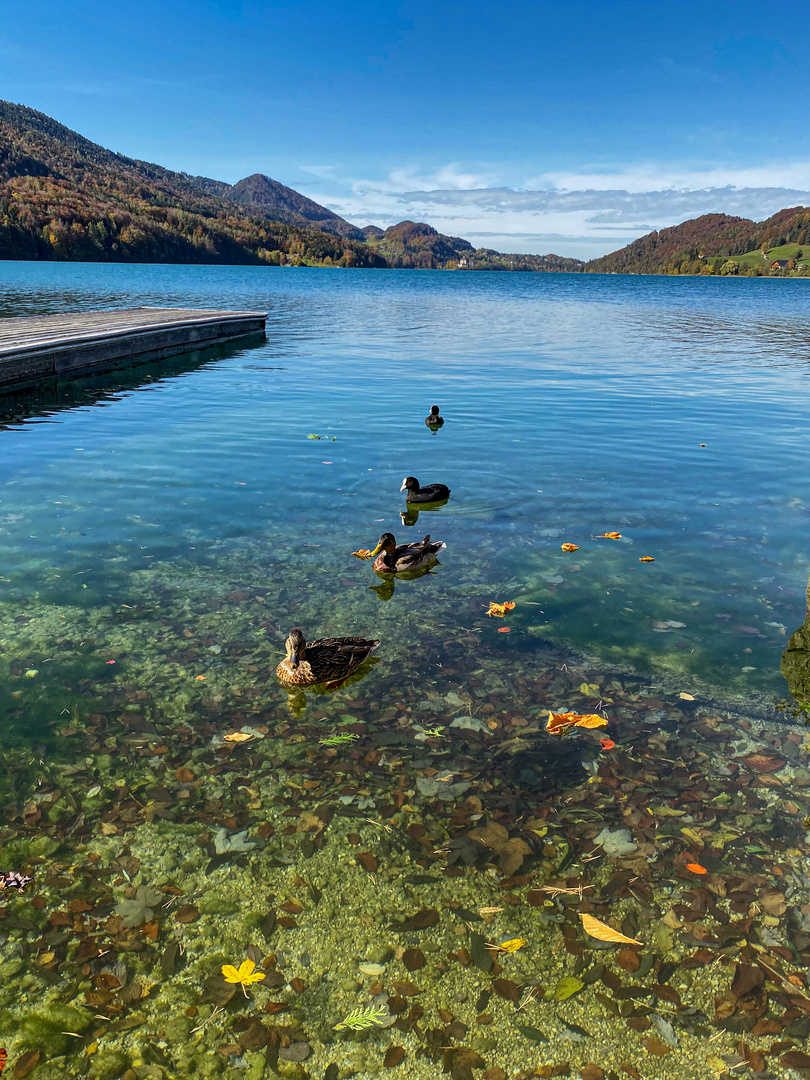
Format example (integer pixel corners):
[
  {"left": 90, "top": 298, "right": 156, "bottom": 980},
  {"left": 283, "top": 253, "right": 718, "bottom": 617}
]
[{"left": 297, "top": 163, "right": 810, "bottom": 259}]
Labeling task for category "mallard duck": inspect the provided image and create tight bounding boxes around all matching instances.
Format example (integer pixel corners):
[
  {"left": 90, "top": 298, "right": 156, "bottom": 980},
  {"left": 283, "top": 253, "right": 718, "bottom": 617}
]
[
  {"left": 276, "top": 628, "right": 380, "bottom": 688},
  {"left": 425, "top": 405, "right": 444, "bottom": 429},
  {"left": 401, "top": 476, "right": 451, "bottom": 503},
  {"left": 370, "top": 532, "right": 446, "bottom": 574}
]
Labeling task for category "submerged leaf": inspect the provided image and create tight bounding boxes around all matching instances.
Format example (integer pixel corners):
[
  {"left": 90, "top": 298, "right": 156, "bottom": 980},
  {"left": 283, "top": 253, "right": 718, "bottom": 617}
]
[
  {"left": 546, "top": 711, "right": 608, "bottom": 736},
  {"left": 553, "top": 976, "right": 584, "bottom": 1000},
  {"left": 580, "top": 913, "right": 641, "bottom": 945}
]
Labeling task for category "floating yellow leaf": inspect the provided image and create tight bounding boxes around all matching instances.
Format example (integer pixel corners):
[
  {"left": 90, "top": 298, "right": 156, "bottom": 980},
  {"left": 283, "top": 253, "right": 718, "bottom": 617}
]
[
  {"left": 561, "top": 543, "right": 580, "bottom": 552},
  {"left": 223, "top": 731, "right": 253, "bottom": 743},
  {"left": 546, "top": 711, "right": 608, "bottom": 736},
  {"left": 639, "top": 556, "right": 655, "bottom": 563},
  {"left": 486, "top": 600, "right": 516, "bottom": 618},
  {"left": 499, "top": 937, "right": 527, "bottom": 953},
  {"left": 222, "top": 959, "right": 266, "bottom": 987},
  {"left": 351, "top": 549, "right": 373, "bottom": 560},
  {"left": 580, "top": 913, "right": 641, "bottom": 945},
  {"left": 597, "top": 532, "right": 622, "bottom": 539}
]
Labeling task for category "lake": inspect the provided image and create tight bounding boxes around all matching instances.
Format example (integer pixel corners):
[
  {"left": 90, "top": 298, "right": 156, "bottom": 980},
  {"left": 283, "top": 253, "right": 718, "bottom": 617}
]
[{"left": 1, "top": 263, "right": 810, "bottom": 1079}]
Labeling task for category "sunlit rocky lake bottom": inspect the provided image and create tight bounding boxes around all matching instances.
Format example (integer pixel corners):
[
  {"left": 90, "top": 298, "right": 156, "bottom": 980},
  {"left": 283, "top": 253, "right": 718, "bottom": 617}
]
[{"left": 2, "top": 265, "right": 810, "bottom": 1080}]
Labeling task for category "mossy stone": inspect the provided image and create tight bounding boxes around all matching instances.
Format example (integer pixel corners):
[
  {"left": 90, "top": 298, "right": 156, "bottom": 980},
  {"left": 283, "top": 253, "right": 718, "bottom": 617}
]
[
  {"left": 88, "top": 1049, "right": 130, "bottom": 1080},
  {"left": 365, "top": 945, "right": 394, "bottom": 965},
  {"left": 28, "top": 836, "right": 59, "bottom": 857},
  {"left": 15, "top": 1004, "right": 92, "bottom": 1056},
  {"left": 198, "top": 892, "right": 240, "bottom": 915},
  {"left": 277, "top": 1063, "right": 308, "bottom": 1080}
]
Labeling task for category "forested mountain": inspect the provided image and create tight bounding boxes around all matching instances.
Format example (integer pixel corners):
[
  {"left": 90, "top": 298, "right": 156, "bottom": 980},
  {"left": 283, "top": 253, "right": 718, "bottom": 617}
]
[
  {"left": 0, "top": 100, "right": 384, "bottom": 266},
  {"left": 196, "top": 173, "right": 366, "bottom": 240},
  {"left": 588, "top": 207, "right": 810, "bottom": 276},
  {"left": 366, "top": 220, "right": 582, "bottom": 271},
  {"left": 0, "top": 99, "right": 585, "bottom": 271}
]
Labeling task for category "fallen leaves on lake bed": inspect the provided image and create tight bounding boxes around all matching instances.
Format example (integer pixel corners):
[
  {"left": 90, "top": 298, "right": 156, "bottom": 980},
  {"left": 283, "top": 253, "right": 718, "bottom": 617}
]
[
  {"left": 497, "top": 626, "right": 511, "bottom": 633},
  {"left": 685, "top": 863, "right": 708, "bottom": 874},
  {"left": 546, "top": 710, "right": 608, "bottom": 735},
  {"left": 580, "top": 913, "right": 641, "bottom": 945},
  {"left": 561, "top": 542, "right": 580, "bottom": 552},
  {"left": 486, "top": 600, "right": 516, "bottom": 617},
  {"left": 223, "top": 731, "right": 253, "bottom": 743}
]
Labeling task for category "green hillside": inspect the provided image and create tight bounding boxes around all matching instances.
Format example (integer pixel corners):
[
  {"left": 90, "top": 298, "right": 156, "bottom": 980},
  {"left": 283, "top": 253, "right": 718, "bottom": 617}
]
[{"left": 587, "top": 208, "right": 810, "bottom": 276}]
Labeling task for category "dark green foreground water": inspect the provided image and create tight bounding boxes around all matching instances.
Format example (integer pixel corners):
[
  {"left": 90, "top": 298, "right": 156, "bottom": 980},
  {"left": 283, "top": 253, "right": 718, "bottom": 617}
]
[{"left": 2, "top": 264, "right": 810, "bottom": 1080}]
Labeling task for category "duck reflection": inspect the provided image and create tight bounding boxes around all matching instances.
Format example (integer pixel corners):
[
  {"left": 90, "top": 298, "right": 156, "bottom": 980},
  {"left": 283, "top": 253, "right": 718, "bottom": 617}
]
[
  {"left": 369, "top": 563, "right": 438, "bottom": 602},
  {"left": 782, "top": 576, "right": 810, "bottom": 709},
  {"left": 400, "top": 500, "right": 449, "bottom": 528},
  {"left": 282, "top": 656, "right": 381, "bottom": 717}
]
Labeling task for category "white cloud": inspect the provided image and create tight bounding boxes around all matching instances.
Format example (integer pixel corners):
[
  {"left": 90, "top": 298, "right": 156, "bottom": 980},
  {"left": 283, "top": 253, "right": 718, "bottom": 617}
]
[{"left": 289, "top": 161, "right": 810, "bottom": 260}]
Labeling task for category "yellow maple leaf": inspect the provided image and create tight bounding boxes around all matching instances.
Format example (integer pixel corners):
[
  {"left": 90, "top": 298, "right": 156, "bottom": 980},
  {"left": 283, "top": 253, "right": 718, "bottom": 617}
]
[
  {"left": 486, "top": 600, "right": 516, "bottom": 617},
  {"left": 580, "top": 913, "right": 641, "bottom": 945},
  {"left": 498, "top": 937, "right": 527, "bottom": 953},
  {"left": 351, "top": 549, "right": 373, "bottom": 560},
  {"left": 561, "top": 543, "right": 580, "bottom": 552},
  {"left": 222, "top": 959, "right": 266, "bottom": 987},
  {"left": 598, "top": 532, "right": 622, "bottom": 539},
  {"left": 546, "top": 711, "right": 608, "bottom": 736}
]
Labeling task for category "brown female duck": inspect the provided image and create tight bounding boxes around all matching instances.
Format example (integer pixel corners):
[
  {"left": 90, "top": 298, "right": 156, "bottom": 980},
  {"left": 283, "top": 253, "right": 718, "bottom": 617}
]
[
  {"left": 276, "top": 628, "right": 380, "bottom": 688},
  {"left": 370, "top": 532, "right": 446, "bottom": 574}
]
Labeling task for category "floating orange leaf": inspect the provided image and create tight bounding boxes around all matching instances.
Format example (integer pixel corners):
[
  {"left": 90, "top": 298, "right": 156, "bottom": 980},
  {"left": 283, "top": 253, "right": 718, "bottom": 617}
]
[
  {"left": 561, "top": 543, "right": 580, "bottom": 552},
  {"left": 195, "top": 675, "right": 206, "bottom": 680},
  {"left": 685, "top": 863, "right": 707, "bottom": 875},
  {"left": 497, "top": 626, "right": 511, "bottom": 633},
  {"left": 639, "top": 556, "right": 655, "bottom": 563},
  {"left": 597, "top": 532, "right": 622, "bottom": 540},
  {"left": 546, "top": 711, "right": 608, "bottom": 736},
  {"left": 486, "top": 600, "right": 516, "bottom": 618},
  {"left": 580, "top": 913, "right": 641, "bottom": 945},
  {"left": 223, "top": 731, "right": 253, "bottom": 743},
  {"left": 351, "top": 549, "right": 373, "bottom": 560}
]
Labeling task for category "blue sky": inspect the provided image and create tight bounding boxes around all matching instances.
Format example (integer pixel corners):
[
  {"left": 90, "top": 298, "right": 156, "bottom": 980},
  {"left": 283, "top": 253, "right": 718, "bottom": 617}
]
[{"left": 3, "top": 0, "right": 809, "bottom": 257}]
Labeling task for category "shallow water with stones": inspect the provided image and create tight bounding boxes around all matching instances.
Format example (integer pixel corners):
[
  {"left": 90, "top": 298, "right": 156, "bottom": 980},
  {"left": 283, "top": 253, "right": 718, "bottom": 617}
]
[{"left": 2, "top": 264, "right": 810, "bottom": 1079}]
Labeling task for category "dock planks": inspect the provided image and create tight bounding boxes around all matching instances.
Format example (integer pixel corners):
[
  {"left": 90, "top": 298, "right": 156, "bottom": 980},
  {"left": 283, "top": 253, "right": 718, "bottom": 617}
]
[{"left": 0, "top": 306, "right": 267, "bottom": 392}]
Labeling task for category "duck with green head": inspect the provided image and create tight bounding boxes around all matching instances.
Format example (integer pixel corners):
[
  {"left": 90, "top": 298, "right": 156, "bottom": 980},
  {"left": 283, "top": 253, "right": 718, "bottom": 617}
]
[{"left": 370, "top": 532, "right": 446, "bottom": 574}]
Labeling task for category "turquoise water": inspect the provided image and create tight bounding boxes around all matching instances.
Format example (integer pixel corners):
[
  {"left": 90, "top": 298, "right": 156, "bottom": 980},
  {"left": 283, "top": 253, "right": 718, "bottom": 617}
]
[{"left": 2, "top": 264, "right": 810, "bottom": 1079}]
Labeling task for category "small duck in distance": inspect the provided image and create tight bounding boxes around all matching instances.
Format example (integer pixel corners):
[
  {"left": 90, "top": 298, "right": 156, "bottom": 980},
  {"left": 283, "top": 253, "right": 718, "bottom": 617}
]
[
  {"left": 370, "top": 532, "right": 446, "bottom": 574},
  {"left": 401, "top": 476, "right": 451, "bottom": 503},
  {"left": 425, "top": 405, "right": 444, "bottom": 429},
  {"left": 276, "top": 628, "right": 380, "bottom": 688}
]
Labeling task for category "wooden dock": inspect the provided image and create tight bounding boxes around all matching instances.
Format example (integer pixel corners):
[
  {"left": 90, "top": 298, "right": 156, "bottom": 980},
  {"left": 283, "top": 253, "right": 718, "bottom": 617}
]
[{"left": 0, "top": 306, "right": 267, "bottom": 392}]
